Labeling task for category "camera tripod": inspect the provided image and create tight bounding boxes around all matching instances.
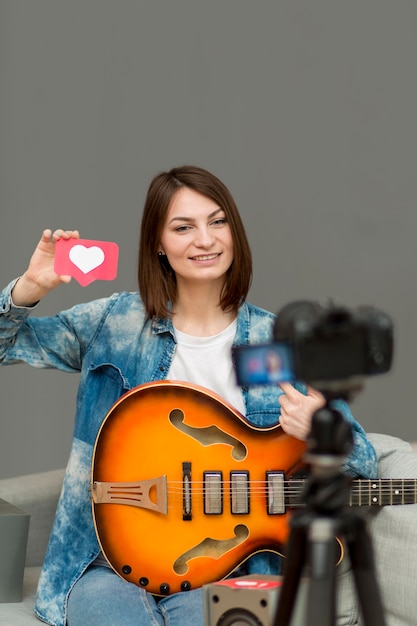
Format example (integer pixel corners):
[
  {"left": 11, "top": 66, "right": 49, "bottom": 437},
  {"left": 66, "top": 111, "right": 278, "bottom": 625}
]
[{"left": 272, "top": 401, "right": 387, "bottom": 626}]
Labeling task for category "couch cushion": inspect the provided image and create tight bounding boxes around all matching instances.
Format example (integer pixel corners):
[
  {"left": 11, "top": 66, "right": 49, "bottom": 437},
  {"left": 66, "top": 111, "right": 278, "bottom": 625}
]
[{"left": 365, "top": 433, "right": 417, "bottom": 626}]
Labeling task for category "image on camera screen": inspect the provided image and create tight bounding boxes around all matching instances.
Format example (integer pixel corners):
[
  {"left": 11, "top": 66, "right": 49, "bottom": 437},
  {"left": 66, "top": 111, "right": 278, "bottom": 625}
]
[{"left": 233, "top": 342, "right": 295, "bottom": 386}]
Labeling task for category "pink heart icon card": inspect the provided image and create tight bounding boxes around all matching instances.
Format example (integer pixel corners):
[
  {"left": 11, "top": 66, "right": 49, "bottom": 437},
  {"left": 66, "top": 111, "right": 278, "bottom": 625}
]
[{"left": 54, "top": 238, "right": 119, "bottom": 286}]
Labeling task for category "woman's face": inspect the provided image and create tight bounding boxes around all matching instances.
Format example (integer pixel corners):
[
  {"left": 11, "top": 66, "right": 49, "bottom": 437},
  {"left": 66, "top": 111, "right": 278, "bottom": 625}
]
[{"left": 159, "top": 187, "right": 234, "bottom": 287}]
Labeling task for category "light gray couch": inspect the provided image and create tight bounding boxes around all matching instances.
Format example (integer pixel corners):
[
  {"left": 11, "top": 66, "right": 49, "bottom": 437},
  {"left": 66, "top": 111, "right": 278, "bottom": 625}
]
[{"left": 0, "top": 434, "right": 416, "bottom": 625}]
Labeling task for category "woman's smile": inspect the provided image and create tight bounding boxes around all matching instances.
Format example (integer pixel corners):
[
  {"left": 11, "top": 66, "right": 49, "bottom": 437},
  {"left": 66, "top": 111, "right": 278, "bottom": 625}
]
[{"left": 190, "top": 252, "right": 222, "bottom": 262}]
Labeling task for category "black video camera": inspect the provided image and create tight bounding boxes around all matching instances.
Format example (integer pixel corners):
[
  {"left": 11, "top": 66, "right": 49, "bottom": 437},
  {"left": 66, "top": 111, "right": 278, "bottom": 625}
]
[{"left": 233, "top": 301, "right": 393, "bottom": 396}]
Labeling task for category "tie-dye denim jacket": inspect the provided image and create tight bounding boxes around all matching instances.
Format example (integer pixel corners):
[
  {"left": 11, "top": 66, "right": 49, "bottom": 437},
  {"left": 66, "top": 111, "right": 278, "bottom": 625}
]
[{"left": 0, "top": 279, "right": 377, "bottom": 626}]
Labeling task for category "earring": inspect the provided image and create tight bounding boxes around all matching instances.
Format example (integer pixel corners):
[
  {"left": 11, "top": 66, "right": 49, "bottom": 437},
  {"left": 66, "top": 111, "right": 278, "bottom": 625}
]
[{"left": 158, "top": 251, "right": 163, "bottom": 256}]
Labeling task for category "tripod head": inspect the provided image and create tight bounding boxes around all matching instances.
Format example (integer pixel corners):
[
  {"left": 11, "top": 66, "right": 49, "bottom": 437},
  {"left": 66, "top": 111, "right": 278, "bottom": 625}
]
[{"left": 305, "top": 400, "right": 353, "bottom": 469}]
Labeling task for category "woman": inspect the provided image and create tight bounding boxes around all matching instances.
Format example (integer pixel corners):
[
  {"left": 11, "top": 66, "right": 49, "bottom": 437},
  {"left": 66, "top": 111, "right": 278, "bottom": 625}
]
[{"left": 0, "top": 165, "right": 377, "bottom": 626}]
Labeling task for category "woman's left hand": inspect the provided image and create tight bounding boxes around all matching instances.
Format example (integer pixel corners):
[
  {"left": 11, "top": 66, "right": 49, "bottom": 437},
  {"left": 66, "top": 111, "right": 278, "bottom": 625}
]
[{"left": 278, "top": 382, "right": 326, "bottom": 441}]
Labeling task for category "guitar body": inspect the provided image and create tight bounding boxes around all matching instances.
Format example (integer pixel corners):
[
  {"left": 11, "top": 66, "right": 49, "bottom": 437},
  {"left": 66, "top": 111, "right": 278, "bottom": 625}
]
[{"left": 91, "top": 380, "right": 306, "bottom": 595}]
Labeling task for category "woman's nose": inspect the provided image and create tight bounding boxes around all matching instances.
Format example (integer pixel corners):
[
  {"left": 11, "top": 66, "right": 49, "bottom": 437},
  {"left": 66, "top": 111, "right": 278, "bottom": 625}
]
[{"left": 194, "top": 227, "right": 215, "bottom": 247}]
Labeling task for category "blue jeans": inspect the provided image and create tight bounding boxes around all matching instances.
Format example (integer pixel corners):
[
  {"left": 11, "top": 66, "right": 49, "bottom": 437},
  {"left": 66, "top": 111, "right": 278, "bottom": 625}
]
[{"left": 67, "top": 565, "right": 204, "bottom": 626}]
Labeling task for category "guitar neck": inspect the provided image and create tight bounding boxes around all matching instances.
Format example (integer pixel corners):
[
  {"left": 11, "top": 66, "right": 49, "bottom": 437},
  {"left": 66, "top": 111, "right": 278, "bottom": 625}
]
[{"left": 288, "top": 478, "right": 417, "bottom": 508}]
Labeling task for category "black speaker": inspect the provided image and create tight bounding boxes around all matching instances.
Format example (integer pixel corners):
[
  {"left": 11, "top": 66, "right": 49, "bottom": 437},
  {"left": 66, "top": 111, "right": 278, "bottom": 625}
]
[{"left": 203, "top": 575, "right": 307, "bottom": 626}]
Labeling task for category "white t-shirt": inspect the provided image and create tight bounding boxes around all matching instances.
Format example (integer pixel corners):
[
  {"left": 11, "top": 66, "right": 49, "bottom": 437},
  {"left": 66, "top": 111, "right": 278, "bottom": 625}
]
[{"left": 168, "top": 319, "right": 246, "bottom": 415}]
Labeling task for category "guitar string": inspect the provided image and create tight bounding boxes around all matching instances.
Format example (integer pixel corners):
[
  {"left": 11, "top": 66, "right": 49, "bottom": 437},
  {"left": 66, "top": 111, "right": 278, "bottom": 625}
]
[
  {"left": 105, "top": 479, "right": 416, "bottom": 511},
  {"left": 110, "top": 478, "right": 416, "bottom": 491},
  {"left": 120, "top": 479, "right": 417, "bottom": 498},
  {"left": 104, "top": 480, "right": 417, "bottom": 497}
]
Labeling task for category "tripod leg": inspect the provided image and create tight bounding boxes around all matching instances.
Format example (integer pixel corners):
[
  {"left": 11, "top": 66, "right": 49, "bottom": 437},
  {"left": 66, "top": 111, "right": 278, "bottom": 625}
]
[
  {"left": 344, "top": 514, "right": 387, "bottom": 626},
  {"left": 307, "top": 517, "right": 338, "bottom": 626},
  {"left": 272, "top": 515, "right": 308, "bottom": 626}
]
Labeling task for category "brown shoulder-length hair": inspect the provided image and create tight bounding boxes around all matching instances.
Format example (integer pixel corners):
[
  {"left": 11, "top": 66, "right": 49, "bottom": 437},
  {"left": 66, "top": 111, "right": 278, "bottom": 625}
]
[{"left": 138, "top": 165, "right": 252, "bottom": 319}]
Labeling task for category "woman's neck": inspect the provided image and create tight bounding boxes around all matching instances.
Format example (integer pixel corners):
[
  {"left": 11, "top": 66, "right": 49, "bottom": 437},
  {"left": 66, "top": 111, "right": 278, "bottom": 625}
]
[{"left": 172, "top": 283, "right": 236, "bottom": 337}]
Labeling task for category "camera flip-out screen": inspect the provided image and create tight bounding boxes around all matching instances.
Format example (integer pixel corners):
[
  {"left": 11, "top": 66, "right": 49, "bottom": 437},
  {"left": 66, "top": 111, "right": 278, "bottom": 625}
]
[{"left": 233, "top": 342, "right": 295, "bottom": 386}]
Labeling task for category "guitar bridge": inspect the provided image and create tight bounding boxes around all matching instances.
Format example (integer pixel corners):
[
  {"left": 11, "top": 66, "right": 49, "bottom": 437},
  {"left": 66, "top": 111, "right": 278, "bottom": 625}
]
[
  {"left": 183, "top": 462, "right": 192, "bottom": 520},
  {"left": 91, "top": 476, "right": 167, "bottom": 514}
]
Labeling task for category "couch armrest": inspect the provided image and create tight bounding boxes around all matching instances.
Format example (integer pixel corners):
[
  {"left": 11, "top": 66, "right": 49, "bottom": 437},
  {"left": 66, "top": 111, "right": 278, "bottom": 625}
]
[
  {"left": 0, "top": 469, "right": 65, "bottom": 567},
  {"left": 365, "top": 433, "right": 417, "bottom": 626}
]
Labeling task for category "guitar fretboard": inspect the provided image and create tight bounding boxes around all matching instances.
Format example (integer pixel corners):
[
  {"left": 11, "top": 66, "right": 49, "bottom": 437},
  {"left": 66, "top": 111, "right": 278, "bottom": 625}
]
[
  {"left": 348, "top": 478, "right": 417, "bottom": 507},
  {"left": 287, "top": 478, "right": 417, "bottom": 508}
]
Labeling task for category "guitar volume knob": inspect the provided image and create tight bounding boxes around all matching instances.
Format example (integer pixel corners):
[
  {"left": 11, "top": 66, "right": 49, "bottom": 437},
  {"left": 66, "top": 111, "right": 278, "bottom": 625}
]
[
  {"left": 181, "top": 581, "right": 192, "bottom": 592},
  {"left": 159, "top": 583, "right": 170, "bottom": 595}
]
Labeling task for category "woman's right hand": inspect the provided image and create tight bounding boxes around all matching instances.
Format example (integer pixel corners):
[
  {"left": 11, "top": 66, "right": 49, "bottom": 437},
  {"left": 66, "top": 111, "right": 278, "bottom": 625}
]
[{"left": 11, "top": 229, "right": 80, "bottom": 306}]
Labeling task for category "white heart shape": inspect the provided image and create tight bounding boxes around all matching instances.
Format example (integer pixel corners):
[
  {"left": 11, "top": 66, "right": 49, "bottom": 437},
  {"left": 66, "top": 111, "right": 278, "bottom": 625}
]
[{"left": 69, "top": 245, "right": 105, "bottom": 274}]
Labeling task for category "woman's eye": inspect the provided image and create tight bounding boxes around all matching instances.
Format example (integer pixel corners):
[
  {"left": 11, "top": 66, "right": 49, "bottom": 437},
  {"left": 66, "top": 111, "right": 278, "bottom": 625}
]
[
  {"left": 212, "top": 218, "right": 227, "bottom": 226},
  {"left": 175, "top": 225, "right": 192, "bottom": 232}
]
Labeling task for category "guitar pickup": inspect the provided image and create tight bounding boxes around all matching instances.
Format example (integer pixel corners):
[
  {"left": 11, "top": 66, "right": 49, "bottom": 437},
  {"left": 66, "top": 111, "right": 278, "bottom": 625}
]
[
  {"left": 230, "top": 471, "right": 249, "bottom": 515},
  {"left": 204, "top": 471, "right": 223, "bottom": 515},
  {"left": 266, "top": 471, "right": 285, "bottom": 514}
]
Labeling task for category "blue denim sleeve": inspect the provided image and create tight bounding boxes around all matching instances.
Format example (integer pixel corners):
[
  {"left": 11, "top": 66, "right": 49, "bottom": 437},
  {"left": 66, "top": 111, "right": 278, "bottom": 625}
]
[
  {"left": 0, "top": 279, "right": 81, "bottom": 371},
  {"left": 0, "top": 279, "right": 111, "bottom": 372}
]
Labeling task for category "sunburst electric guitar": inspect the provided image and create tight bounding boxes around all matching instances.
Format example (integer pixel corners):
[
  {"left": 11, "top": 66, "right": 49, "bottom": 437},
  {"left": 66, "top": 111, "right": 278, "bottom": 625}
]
[{"left": 91, "top": 380, "right": 417, "bottom": 596}]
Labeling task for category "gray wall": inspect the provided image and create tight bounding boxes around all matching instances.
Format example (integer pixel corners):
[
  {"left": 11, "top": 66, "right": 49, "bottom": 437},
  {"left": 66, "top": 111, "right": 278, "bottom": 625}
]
[{"left": 1, "top": 1, "right": 416, "bottom": 478}]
